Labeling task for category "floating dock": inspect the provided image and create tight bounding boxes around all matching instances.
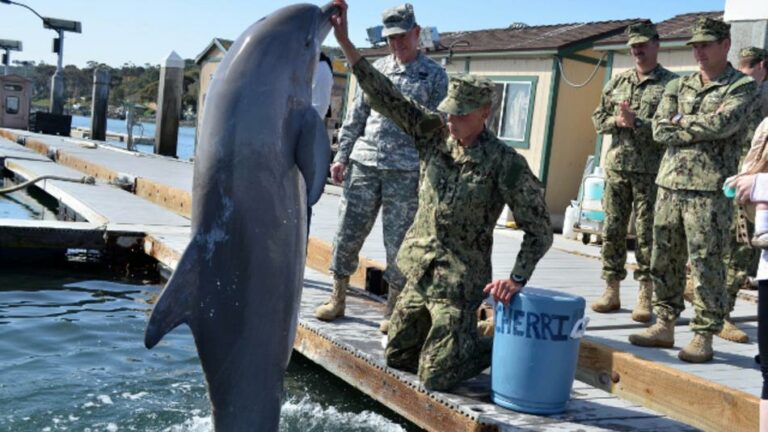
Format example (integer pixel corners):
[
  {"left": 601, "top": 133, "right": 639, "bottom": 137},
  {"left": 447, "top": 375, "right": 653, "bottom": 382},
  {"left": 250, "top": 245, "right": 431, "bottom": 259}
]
[{"left": 0, "top": 127, "right": 760, "bottom": 431}]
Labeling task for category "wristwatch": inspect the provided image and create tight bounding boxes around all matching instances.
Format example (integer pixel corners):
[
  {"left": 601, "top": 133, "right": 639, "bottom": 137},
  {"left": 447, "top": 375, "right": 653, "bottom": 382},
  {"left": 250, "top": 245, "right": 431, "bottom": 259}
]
[
  {"left": 633, "top": 117, "right": 643, "bottom": 129},
  {"left": 511, "top": 274, "right": 527, "bottom": 286}
]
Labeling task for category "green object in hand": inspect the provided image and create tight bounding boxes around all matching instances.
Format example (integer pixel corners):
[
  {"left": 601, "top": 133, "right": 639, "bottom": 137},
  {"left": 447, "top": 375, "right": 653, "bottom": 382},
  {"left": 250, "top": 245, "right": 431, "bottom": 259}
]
[{"left": 723, "top": 183, "right": 736, "bottom": 198}]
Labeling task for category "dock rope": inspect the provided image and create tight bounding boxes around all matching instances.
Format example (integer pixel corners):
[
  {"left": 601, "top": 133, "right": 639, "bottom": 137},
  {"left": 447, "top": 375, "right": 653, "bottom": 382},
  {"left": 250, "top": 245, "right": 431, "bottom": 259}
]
[{"left": 0, "top": 175, "right": 96, "bottom": 195}]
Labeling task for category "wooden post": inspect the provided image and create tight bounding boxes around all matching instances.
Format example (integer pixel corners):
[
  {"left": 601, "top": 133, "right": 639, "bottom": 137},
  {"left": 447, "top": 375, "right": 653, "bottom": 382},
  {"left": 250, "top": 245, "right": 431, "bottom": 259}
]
[
  {"left": 90, "top": 68, "right": 110, "bottom": 141},
  {"left": 154, "top": 51, "right": 184, "bottom": 157}
]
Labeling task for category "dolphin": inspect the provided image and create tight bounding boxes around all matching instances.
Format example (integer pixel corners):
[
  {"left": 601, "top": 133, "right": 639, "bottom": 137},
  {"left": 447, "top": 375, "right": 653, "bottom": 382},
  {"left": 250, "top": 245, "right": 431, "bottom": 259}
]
[{"left": 144, "top": 3, "right": 336, "bottom": 430}]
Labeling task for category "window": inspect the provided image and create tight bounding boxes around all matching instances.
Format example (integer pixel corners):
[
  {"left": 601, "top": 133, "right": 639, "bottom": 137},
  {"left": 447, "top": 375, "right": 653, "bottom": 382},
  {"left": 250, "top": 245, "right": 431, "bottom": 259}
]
[
  {"left": 3, "top": 84, "right": 23, "bottom": 92},
  {"left": 485, "top": 76, "right": 537, "bottom": 149},
  {"left": 6, "top": 96, "right": 19, "bottom": 114}
]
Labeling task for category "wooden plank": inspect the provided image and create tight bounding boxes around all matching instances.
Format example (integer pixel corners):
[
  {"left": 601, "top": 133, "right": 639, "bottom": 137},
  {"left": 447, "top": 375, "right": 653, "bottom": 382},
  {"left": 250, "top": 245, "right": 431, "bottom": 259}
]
[
  {"left": 307, "top": 236, "right": 383, "bottom": 289},
  {"left": 135, "top": 177, "right": 192, "bottom": 218},
  {"left": 576, "top": 338, "right": 758, "bottom": 432},
  {"left": 294, "top": 324, "right": 496, "bottom": 432},
  {"left": 4, "top": 131, "right": 193, "bottom": 219}
]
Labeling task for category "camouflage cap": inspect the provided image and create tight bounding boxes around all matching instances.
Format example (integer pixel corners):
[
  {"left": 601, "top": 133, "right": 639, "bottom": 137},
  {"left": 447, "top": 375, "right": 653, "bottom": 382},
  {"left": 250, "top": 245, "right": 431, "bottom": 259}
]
[
  {"left": 437, "top": 74, "right": 495, "bottom": 116},
  {"left": 381, "top": 3, "right": 417, "bottom": 38},
  {"left": 625, "top": 21, "right": 658, "bottom": 46},
  {"left": 686, "top": 17, "right": 730, "bottom": 45},
  {"left": 739, "top": 46, "right": 768, "bottom": 61}
]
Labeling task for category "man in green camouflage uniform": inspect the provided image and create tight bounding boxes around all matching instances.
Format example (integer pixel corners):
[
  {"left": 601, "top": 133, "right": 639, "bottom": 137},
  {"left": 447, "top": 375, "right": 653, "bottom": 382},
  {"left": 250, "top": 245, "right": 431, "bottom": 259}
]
[
  {"left": 315, "top": 3, "right": 448, "bottom": 330},
  {"left": 720, "top": 47, "right": 768, "bottom": 343},
  {"left": 330, "top": 0, "right": 552, "bottom": 391},
  {"left": 629, "top": 17, "right": 758, "bottom": 363},
  {"left": 591, "top": 21, "right": 677, "bottom": 322}
]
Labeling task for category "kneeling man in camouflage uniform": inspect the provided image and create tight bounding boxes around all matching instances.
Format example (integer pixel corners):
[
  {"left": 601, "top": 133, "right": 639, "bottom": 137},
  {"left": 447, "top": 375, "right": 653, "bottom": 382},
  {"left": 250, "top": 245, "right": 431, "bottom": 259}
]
[
  {"left": 330, "top": 0, "right": 553, "bottom": 390},
  {"left": 628, "top": 18, "right": 758, "bottom": 362}
]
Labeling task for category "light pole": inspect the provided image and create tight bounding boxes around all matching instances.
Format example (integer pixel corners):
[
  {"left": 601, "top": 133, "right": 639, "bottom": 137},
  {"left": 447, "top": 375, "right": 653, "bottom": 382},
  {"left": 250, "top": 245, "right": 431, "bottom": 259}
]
[
  {"left": 0, "top": 39, "right": 22, "bottom": 76},
  {"left": 0, "top": 1, "right": 81, "bottom": 115}
]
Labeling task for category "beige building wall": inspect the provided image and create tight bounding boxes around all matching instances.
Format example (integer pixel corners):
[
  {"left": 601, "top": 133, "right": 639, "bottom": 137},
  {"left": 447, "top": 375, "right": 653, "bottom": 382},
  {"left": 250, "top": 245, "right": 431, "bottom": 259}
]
[
  {"left": 462, "top": 56, "right": 554, "bottom": 178},
  {"left": 547, "top": 55, "right": 607, "bottom": 219},
  {"left": 195, "top": 47, "right": 227, "bottom": 146},
  {"left": 598, "top": 48, "right": 697, "bottom": 165},
  {"left": 343, "top": 54, "right": 554, "bottom": 178}
]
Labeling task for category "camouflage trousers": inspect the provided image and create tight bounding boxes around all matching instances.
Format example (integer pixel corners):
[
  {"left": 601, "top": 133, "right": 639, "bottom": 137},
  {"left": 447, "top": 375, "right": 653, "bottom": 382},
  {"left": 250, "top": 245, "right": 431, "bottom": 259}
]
[
  {"left": 724, "top": 202, "right": 759, "bottom": 313},
  {"left": 651, "top": 187, "right": 731, "bottom": 333},
  {"left": 330, "top": 161, "right": 419, "bottom": 288},
  {"left": 601, "top": 169, "right": 657, "bottom": 282},
  {"left": 385, "top": 268, "right": 492, "bottom": 391}
]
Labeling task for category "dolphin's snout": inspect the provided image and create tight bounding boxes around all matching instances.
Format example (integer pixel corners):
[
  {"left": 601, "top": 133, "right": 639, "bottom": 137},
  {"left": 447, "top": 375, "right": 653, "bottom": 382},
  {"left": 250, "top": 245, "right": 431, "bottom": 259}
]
[{"left": 317, "top": 3, "right": 341, "bottom": 42}]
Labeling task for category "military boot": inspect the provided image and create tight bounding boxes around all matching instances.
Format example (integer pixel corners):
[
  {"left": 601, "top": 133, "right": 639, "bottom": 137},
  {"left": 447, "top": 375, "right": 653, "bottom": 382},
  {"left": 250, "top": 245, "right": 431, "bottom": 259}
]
[
  {"left": 717, "top": 317, "right": 749, "bottom": 343},
  {"left": 683, "top": 278, "right": 695, "bottom": 303},
  {"left": 315, "top": 275, "right": 349, "bottom": 321},
  {"left": 678, "top": 332, "right": 713, "bottom": 363},
  {"left": 591, "top": 280, "right": 620, "bottom": 313},
  {"left": 477, "top": 318, "right": 495, "bottom": 337},
  {"left": 628, "top": 318, "right": 675, "bottom": 348},
  {"left": 379, "top": 285, "right": 401, "bottom": 334},
  {"left": 631, "top": 280, "right": 653, "bottom": 323}
]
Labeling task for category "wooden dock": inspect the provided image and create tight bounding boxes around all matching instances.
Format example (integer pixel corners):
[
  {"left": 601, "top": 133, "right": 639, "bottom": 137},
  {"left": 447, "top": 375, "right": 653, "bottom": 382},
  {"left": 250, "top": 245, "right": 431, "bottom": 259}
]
[{"left": 0, "top": 127, "right": 761, "bottom": 431}]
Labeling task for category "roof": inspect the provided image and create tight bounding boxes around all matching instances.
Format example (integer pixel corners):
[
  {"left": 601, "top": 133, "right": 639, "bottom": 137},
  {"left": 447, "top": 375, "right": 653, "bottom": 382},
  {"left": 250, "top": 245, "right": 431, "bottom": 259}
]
[
  {"left": 595, "top": 11, "right": 723, "bottom": 46},
  {"left": 194, "top": 38, "right": 234, "bottom": 65},
  {"left": 360, "top": 19, "right": 641, "bottom": 57}
]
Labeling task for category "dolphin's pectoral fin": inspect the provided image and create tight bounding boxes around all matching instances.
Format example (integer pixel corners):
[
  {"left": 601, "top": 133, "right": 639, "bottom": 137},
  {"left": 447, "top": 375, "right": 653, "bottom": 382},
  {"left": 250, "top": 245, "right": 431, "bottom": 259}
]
[
  {"left": 144, "top": 241, "right": 202, "bottom": 349},
  {"left": 295, "top": 109, "right": 331, "bottom": 206}
]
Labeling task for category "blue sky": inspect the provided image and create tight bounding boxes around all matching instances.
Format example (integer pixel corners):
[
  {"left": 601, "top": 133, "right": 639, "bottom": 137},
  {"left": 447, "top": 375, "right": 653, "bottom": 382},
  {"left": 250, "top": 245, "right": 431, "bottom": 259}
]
[{"left": 1, "top": 0, "right": 724, "bottom": 68}]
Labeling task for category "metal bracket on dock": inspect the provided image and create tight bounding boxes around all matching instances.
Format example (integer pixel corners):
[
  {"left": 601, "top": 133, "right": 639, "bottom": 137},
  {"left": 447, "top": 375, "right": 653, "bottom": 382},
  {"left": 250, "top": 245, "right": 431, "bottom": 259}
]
[
  {"left": 46, "top": 146, "right": 59, "bottom": 161},
  {"left": 111, "top": 172, "right": 137, "bottom": 192}
]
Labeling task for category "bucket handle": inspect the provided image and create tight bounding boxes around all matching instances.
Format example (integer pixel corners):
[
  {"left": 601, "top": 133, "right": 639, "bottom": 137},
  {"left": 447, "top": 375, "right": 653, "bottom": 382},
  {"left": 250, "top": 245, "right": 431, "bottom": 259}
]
[{"left": 570, "top": 317, "right": 590, "bottom": 339}]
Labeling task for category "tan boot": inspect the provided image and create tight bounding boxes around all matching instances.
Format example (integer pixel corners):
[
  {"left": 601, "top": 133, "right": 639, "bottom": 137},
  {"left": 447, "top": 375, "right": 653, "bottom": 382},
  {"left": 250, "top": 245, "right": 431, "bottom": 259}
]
[
  {"left": 628, "top": 318, "right": 675, "bottom": 348},
  {"left": 717, "top": 318, "right": 749, "bottom": 343},
  {"left": 315, "top": 275, "right": 349, "bottom": 321},
  {"left": 591, "top": 280, "right": 620, "bottom": 313},
  {"left": 631, "top": 280, "right": 653, "bottom": 323},
  {"left": 477, "top": 318, "right": 495, "bottom": 337},
  {"left": 683, "top": 277, "right": 695, "bottom": 303},
  {"left": 678, "top": 332, "right": 713, "bottom": 363},
  {"left": 379, "top": 285, "right": 401, "bottom": 334}
]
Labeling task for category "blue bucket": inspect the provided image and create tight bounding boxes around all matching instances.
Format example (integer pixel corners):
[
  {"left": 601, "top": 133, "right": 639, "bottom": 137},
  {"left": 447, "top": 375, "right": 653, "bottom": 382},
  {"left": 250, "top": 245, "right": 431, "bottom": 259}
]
[{"left": 491, "top": 287, "right": 588, "bottom": 414}]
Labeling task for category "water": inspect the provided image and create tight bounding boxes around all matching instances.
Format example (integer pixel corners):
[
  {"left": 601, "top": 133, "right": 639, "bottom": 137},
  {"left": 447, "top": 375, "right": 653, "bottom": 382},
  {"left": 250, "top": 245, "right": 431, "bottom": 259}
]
[
  {"left": 70, "top": 115, "right": 196, "bottom": 161},
  {"left": 0, "top": 175, "right": 59, "bottom": 220},
  {"left": 0, "top": 267, "right": 416, "bottom": 431}
]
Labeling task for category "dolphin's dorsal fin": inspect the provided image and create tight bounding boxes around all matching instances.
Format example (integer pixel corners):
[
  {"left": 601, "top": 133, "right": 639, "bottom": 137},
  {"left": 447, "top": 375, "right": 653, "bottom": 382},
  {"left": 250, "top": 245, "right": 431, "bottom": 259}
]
[
  {"left": 144, "top": 240, "right": 201, "bottom": 349},
  {"left": 295, "top": 109, "right": 331, "bottom": 205}
]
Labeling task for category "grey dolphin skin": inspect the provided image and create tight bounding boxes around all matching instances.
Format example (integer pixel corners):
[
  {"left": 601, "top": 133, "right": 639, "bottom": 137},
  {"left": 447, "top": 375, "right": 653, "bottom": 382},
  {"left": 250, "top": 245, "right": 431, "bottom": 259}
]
[{"left": 144, "top": 3, "right": 337, "bottom": 430}]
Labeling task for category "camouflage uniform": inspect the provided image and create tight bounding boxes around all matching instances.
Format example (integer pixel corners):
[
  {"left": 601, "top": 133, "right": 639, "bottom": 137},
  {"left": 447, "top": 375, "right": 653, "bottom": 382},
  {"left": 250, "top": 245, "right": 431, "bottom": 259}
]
[
  {"left": 650, "top": 56, "right": 757, "bottom": 333},
  {"left": 349, "top": 59, "right": 553, "bottom": 390},
  {"left": 593, "top": 24, "right": 677, "bottom": 283},
  {"left": 724, "top": 47, "right": 768, "bottom": 311},
  {"left": 331, "top": 50, "right": 447, "bottom": 288}
]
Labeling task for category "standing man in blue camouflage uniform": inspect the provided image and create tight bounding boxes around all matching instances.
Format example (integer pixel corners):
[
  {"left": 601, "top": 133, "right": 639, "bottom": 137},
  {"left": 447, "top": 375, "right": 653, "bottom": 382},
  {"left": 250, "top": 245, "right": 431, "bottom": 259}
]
[
  {"left": 629, "top": 18, "right": 758, "bottom": 363},
  {"left": 591, "top": 21, "right": 677, "bottom": 322},
  {"left": 720, "top": 46, "right": 768, "bottom": 343},
  {"left": 330, "top": 0, "right": 552, "bottom": 391},
  {"left": 315, "top": 3, "right": 448, "bottom": 331}
]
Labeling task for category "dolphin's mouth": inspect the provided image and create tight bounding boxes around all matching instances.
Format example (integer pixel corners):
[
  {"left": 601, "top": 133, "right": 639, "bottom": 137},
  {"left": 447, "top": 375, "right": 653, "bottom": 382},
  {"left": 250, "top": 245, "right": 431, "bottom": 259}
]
[{"left": 317, "top": 3, "right": 341, "bottom": 42}]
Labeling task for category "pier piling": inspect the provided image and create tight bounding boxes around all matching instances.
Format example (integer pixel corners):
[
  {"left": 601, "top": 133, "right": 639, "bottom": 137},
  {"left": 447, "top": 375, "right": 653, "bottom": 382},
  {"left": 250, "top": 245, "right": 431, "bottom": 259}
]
[
  {"left": 154, "top": 51, "right": 184, "bottom": 157},
  {"left": 90, "top": 68, "right": 110, "bottom": 141}
]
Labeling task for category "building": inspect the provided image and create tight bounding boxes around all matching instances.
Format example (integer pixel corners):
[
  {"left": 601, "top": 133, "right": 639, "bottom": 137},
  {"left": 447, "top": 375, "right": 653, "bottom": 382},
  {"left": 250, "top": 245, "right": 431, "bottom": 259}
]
[
  {"left": 0, "top": 74, "right": 32, "bottom": 130},
  {"left": 353, "top": 19, "right": 640, "bottom": 228}
]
